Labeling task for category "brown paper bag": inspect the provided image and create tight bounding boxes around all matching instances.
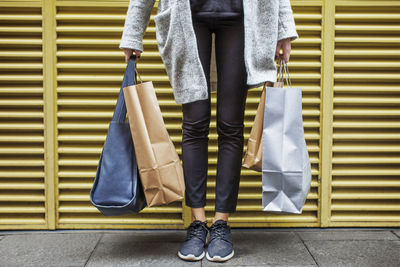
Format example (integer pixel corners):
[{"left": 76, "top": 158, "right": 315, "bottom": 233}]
[
  {"left": 242, "top": 81, "right": 281, "bottom": 171},
  {"left": 123, "top": 80, "right": 185, "bottom": 207}
]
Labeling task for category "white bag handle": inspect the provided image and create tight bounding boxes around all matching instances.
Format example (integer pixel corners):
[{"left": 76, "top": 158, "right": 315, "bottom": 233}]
[{"left": 277, "top": 57, "right": 292, "bottom": 88}]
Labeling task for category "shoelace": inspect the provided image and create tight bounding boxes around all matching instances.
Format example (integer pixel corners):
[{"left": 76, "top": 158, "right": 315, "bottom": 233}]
[
  {"left": 209, "top": 221, "right": 230, "bottom": 242},
  {"left": 186, "top": 221, "right": 208, "bottom": 241}
]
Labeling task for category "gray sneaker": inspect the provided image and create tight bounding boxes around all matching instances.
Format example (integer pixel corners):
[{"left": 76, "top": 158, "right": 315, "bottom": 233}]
[
  {"left": 206, "top": 219, "right": 234, "bottom": 262},
  {"left": 177, "top": 220, "right": 209, "bottom": 261}
]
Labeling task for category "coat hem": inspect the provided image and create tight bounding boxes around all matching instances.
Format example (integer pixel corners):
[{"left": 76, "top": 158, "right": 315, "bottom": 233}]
[
  {"left": 246, "top": 70, "right": 277, "bottom": 90},
  {"left": 174, "top": 87, "right": 208, "bottom": 105}
]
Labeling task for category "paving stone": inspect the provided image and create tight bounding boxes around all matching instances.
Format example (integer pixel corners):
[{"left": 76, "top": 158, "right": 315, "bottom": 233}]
[
  {"left": 204, "top": 266, "right": 317, "bottom": 267},
  {"left": 86, "top": 231, "right": 200, "bottom": 267},
  {"left": 304, "top": 240, "right": 400, "bottom": 267},
  {"left": 203, "top": 264, "right": 317, "bottom": 267},
  {"left": 0, "top": 233, "right": 102, "bottom": 267},
  {"left": 202, "top": 231, "right": 316, "bottom": 267},
  {"left": 203, "top": 265, "right": 316, "bottom": 267},
  {"left": 298, "top": 230, "right": 397, "bottom": 241}
]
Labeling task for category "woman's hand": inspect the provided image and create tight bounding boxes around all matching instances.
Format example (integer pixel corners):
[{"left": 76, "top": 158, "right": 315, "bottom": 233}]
[
  {"left": 123, "top": 48, "right": 141, "bottom": 63},
  {"left": 275, "top": 38, "right": 291, "bottom": 63}
]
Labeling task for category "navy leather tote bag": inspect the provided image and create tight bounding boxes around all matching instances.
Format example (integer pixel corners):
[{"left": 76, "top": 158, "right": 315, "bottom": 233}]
[{"left": 90, "top": 55, "right": 147, "bottom": 216}]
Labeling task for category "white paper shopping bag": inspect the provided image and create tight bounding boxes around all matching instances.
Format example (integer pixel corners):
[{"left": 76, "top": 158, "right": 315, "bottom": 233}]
[{"left": 261, "top": 58, "right": 312, "bottom": 214}]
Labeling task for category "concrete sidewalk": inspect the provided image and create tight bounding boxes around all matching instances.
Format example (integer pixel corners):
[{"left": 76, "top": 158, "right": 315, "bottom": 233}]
[{"left": 0, "top": 228, "right": 399, "bottom": 267}]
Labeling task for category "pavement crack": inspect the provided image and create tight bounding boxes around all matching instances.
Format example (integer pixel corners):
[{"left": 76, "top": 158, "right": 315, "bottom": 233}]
[
  {"left": 84, "top": 233, "right": 104, "bottom": 267},
  {"left": 295, "top": 231, "right": 320, "bottom": 267},
  {"left": 391, "top": 230, "right": 400, "bottom": 239}
]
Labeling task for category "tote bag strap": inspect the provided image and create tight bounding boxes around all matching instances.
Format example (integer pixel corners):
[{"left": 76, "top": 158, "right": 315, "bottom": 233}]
[{"left": 111, "top": 55, "right": 138, "bottom": 123}]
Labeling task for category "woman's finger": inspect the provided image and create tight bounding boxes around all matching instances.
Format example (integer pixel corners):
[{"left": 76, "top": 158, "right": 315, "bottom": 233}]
[
  {"left": 275, "top": 41, "right": 282, "bottom": 60},
  {"left": 123, "top": 48, "right": 133, "bottom": 63},
  {"left": 282, "top": 39, "right": 291, "bottom": 63}
]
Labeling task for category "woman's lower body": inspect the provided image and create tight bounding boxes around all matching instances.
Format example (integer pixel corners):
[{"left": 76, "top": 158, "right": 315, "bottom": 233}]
[
  {"left": 182, "top": 14, "right": 248, "bottom": 213},
  {"left": 178, "top": 13, "right": 248, "bottom": 262}
]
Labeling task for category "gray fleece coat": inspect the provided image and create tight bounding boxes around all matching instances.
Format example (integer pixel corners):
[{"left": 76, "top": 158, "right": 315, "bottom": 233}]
[{"left": 119, "top": 0, "right": 299, "bottom": 104}]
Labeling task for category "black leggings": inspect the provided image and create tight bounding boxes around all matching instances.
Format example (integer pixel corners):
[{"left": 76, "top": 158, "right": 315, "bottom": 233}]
[{"left": 181, "top": 14, "right": 248, "bottom": 213}]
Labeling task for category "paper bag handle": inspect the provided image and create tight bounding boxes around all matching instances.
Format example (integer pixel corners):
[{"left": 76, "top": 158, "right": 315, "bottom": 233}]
[
  {"left": 277, "top": 57, "right": 292, "bottom": 88},
  {"left": 133, "top": 61, "right": 143, "bottom": 85}
]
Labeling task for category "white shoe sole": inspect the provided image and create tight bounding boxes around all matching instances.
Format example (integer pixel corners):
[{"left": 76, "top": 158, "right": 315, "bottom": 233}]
[
  {"left": 177, "top": 250, "right": 205, "bottom": 261},
  {"left": 206, "top": 250, "right": 234, "bottom": 262}
]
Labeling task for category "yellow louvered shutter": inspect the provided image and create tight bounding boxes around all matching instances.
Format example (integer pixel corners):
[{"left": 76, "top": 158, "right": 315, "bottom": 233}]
[
  {"left": 210, "top": 2, "right": 321, "bottom": 227},
  {"left": 1, "top": 0, "right": 399, "bottom": 230},
  {"left": 329, "top": 1, "right": 400, "bottom": 226},
  {"left": 55, "top": 1, "right": 185, "bottom": 229},
  {"left": 0, "top": 2, "right": 48, "bottom": 229}
]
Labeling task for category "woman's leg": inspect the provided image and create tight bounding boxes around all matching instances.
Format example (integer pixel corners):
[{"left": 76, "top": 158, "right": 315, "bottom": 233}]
[
  {"left": 204, "top": 17, "right": 246, "bottom": 263},
  {"left": 213, "top": 17, "right": 248, "bottom": 217},
  {"left": 181, "top": 18, "right": 213, "bottom": 222}
]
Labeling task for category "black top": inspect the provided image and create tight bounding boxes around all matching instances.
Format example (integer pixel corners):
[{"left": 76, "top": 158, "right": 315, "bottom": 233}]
[{"left": 190, "top": 0, "right": 243, "bottom": 20}]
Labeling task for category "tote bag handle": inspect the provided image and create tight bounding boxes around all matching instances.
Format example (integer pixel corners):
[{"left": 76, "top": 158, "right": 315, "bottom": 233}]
[{"left": 112, "top": 55, "right": 144, "bottom": 123}]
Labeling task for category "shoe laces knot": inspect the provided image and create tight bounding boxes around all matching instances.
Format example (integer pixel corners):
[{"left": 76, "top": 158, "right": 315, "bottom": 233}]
[
  {"left": 186, "top": 221, "right": 207, "bottom": 241},
  {"left": 210, "top": 221, "right": 230, "bottom": 242}
]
